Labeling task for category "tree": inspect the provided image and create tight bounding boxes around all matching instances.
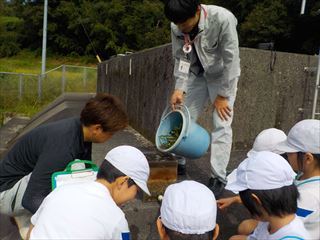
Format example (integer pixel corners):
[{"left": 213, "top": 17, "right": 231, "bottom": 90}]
[
  {"left": 0, "top": 16, "right": 23, "bottom": 57},
  {"left": 0, "top": 0, "right": 319, "bottom": 57},
  {"left": 240, "top": 0, "right": 291, "bottom": 48}
]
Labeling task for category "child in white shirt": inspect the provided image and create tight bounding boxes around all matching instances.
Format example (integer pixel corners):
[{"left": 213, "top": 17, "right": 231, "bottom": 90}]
[{"left": 226, "top": 151, "right": 310, "bottom": 240}]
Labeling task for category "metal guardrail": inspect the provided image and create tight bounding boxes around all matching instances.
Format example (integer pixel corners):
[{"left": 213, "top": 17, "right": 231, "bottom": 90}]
[
  {"left": 0, "top": 64, "right": 96, "bottom": 100},
  {"left": 0, "top": 64, "right": 97, "bottom": 123}
]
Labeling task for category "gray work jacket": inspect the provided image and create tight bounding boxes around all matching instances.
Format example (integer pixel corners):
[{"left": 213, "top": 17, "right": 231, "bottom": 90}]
[{"left": 171, "top": 4, "right": 241, "bottom": 97}]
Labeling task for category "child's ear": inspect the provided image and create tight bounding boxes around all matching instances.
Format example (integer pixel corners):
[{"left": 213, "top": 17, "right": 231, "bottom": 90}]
[
  {"left": 115, "top": 176, "right": 129, "bottom": 189},
  {"left": 304, "top": 152, "right": 314, "bottom": 166},
  {"left": 156, "top": 217, "right": 169, "bottom": 240}
]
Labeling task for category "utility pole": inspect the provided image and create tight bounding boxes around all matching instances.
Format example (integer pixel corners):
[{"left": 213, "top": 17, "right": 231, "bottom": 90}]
[
  {"left": 300, "top": 0, "right": 306, "bottom": 14},
  {"left": 41, "top": 0, "right": 48, "bottom": 75}
]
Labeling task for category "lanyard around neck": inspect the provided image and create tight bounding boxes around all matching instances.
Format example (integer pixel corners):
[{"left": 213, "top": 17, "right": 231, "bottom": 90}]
[{"left": 182, "top": 5, "right": 207, "bottom": 54}]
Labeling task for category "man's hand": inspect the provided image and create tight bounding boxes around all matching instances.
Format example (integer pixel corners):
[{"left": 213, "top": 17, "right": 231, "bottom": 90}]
[
  {"left": 214, "top": 95, "right": 231, "bottom": 121},
  {"left": 170, "top": 90, "right": 184, "bottom": 110}
]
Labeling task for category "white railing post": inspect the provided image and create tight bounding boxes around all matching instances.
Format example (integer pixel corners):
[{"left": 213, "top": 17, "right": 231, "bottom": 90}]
[
  {"left": 38, "top": 74, "right": 42, "bottom": 100},
  {"left": 83, "top": 67, "right": 87, "bottom": 88},
  {"left": 61, "top": 65, "right": 66, "bottom": 93},
  {"left": 19, "top": 74, "right": 23, "bottom": 100}
]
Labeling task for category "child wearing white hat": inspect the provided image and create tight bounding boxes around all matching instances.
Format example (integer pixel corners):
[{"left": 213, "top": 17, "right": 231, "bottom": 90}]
[
  {"left": 157, "top": 180, "right": 219, "bottom": 240},
  {"left": 246, "top": 128, "right": 287, "bottom": 157},
  {"left": 217, "top": 128, "right": 287, "bottom": 210},
  {"left": 226, "top": 151, "right": 310, "bottom": 240},
  {"left": 219, "top": 120, "right": 320, "bottom": 238},
  {"left": 25, "top": 145, "right": 150, "bottom": 240},
  {"left": 275, "top": 119, "right": 320, "bottom": 239}
]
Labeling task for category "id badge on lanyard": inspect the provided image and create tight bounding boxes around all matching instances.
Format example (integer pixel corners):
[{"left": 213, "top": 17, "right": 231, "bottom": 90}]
[
  {"left": 178, "top": 57, "right": 191, "bottom": 77},
  {"left": 177, "top": 5, "right": 207, "bottom": 80},
  {"left": 177, "top": 35, "right": 193, "bottom": 79}
]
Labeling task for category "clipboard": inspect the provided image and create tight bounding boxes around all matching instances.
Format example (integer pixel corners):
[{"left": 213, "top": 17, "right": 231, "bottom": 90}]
[{"left": 51, "top": 159, "right": 99, "bottom": 190}]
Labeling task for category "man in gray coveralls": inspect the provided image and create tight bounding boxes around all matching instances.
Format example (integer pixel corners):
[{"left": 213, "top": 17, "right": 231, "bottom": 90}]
[{"left": 164, "top": 0, "right": 241, "bottom": 197}]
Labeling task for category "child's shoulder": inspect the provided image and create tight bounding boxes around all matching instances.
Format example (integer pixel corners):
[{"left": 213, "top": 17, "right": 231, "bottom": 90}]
[
  {"left": 251, "top": 217, "right": 310, "bottom": 240},
  {"left": 273, "top": 216, "right": 310, "bottom": 239},
  {"left": 296, "top": 177, "right": 320, "bottom": 199}
]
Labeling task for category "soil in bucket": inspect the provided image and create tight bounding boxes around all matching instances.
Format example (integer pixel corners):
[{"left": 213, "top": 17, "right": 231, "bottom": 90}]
[{"left": 159, "top": 124, "right": 182, "bottom": 149}]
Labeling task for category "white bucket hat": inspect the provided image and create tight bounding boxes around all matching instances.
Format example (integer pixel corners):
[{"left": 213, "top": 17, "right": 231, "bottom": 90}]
[
  {"left": 247, "top": 128, "right": 287, "bottom": 157},
  {"left": 227, "top": 128, "right": 287, "bottom": 184},
  {"left": 105, "top": 145, "right": 150, "bottom": 195},
  {"left": 226, "top": 151, "right": 296, "bottom": 194},
  {"left": 275, "top": 119, "right": 320, "bottom": 154},
  {"left": 160, "top": 180, "right": 217, "bottom": 234}
]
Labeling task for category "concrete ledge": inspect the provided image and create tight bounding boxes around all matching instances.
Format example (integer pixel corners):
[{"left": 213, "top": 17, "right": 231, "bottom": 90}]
[
  {"left": 98, "top": 45, "right": 319, "bottom": 150},
  {"left": 6, "top": 93, "right": 95, "bottom": 149},
  {"left": 0, "top": 116, "right": 30, "bottom": 158}
]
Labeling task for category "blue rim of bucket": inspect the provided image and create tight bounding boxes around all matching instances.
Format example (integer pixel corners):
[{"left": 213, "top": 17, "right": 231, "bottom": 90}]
[{"left": 156, "top": 109, "right": 187, "bottom": 153}]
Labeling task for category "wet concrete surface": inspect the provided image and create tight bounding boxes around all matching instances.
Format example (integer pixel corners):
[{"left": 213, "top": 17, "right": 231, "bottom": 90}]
[{"left": 0, "top": 122, "right": 250, "bottom": 240}]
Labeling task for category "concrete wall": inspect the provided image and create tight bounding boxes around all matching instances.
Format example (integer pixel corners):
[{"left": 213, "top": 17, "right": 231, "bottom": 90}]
[{"left": 98, "top": 44, "right": 318, "bottom": 151}]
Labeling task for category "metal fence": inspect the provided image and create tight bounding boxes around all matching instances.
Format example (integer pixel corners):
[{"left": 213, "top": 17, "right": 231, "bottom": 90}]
[{"left": 0, "top": 65, "right": 96, "bottom": 124}]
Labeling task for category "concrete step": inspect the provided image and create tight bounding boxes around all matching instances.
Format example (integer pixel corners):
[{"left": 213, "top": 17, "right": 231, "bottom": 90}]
[{"left": 0, "top": 116, "right": 30, "bottom": 158}]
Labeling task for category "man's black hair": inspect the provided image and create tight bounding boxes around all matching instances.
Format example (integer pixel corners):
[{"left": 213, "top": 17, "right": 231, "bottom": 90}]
[
  {"left": 164, "top": 225, "right": 213, "bottom": 240},
  {"left": 80, "top": 93, "right": 128, "bottom": 133},
  {"left": 164, "top": 0, "right": 200, "bottom": 24},
  {"left": 239, "top": 184, "right": 299, "bottom": 218},
  {"left": 97, "top": 160, "right": 135, "bottom": 187}
]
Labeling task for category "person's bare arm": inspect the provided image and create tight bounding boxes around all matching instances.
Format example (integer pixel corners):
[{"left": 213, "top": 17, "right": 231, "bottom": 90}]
[
  {"left": 217, "top": 195, "right": 241, "bottom": 209},
  {"left": 229, "top": 235, "right": 249, "bottom": 240},
  {"left": 26, "top": 224, "right": 34, "bottom": 240}
]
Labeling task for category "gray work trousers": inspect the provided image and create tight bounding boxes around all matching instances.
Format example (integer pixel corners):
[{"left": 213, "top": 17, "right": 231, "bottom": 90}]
[
  {"left": 184, "top": 75, "right": 238, "bottom": 183},
  {"left": 0, "top": 174, "right": 32, "bottom": 239},
  {"left": 0, "top": 174, "right": 31, "bottom": 216}
]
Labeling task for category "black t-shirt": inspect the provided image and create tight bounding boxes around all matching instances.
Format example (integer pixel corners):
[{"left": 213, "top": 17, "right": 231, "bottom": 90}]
[{"left": 0, "top": 117, "right": 92, "bottom": 213}]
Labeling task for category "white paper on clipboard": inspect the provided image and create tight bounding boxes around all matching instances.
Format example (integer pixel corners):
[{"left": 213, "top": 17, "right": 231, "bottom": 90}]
[
  {"left": 52, "top": 160, "right": 98, "bottom": 190},
  {"left": 53, "top": 171, "right": 98, "bottom": 189}
]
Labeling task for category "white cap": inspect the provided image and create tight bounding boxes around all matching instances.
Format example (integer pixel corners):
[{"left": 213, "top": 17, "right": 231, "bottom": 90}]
[
  {"left": 247, "top": 128, "right": 287, "bottom": 157},
  {"left": 229, "top": 129, "right": 286, "bottom": 184},
  {"left": 226, "top": 151, "right": 296, "bottom": 194},
  {"left": 275, "top": 119, "right": 320, "bottom": 154},
  {"left": 160, "top": 180, "right": 217, "bottom": 234},
  {"left": 105, "top": 145, "right": 150, "bottom": 195}
]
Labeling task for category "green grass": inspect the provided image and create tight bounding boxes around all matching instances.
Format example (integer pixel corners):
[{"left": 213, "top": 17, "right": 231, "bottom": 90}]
[
  {"left": 0, "top": 50, "right": 98, "bottom": 125},
  {"left": 0, "top": 50, "right": 97, "bottom": 73},
  {"left": 0, "top": 16, "right": 23, "bottom": 25}
]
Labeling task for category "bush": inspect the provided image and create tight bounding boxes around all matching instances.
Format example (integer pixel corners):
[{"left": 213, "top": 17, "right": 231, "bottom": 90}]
[
  {"left": 0, "top": 41, "right": 20, "bottom": 57},
  {"left": 0, "top": 16, "right": 23, "bottom": 57}
]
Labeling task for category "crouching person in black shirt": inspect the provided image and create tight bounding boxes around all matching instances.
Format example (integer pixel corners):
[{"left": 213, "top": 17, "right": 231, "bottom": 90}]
[{"left": 0, "top": 93, "right": 128, "bottom": 239}]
